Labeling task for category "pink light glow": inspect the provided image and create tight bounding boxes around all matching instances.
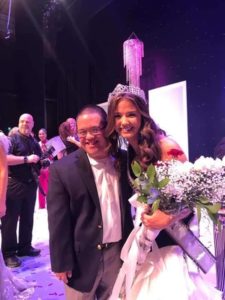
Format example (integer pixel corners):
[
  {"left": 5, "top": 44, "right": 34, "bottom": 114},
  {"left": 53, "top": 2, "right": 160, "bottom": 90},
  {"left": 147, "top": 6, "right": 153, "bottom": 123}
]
[{"left": 123, "top": 37, "right": 144, "bottom": 87}]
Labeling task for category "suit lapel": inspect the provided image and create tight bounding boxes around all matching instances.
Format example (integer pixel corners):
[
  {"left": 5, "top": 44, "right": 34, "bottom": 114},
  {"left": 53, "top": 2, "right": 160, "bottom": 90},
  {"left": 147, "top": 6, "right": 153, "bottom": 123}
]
[{"left": 75, "top": 149, "right": 101, "bottom": 211}]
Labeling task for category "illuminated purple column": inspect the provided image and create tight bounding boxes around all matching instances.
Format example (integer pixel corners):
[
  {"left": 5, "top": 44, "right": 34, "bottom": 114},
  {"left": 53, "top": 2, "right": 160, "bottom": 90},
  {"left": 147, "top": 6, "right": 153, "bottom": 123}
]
[{"left": 123, "top": 33, "right": 144, "bottom": 87}]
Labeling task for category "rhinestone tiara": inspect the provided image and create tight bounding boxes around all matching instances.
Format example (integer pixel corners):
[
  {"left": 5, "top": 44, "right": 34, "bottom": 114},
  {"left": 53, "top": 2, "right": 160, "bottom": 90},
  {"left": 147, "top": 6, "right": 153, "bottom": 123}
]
[{"left": 107, "top": 84, "right": 146, "bottom": 103}]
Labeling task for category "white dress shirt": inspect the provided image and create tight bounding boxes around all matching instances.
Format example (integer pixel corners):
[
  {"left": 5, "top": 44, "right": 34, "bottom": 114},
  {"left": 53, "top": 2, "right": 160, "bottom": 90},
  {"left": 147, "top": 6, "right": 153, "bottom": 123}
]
[{"left": 88, "top": 155, "right": 122, "bottom": 243}]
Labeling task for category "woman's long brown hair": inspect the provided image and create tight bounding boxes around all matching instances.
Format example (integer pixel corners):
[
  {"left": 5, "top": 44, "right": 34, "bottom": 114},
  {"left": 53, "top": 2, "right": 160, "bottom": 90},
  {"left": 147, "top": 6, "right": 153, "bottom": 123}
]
[{"left": 105, "top": 92, "right": 163, "bottom": 170}]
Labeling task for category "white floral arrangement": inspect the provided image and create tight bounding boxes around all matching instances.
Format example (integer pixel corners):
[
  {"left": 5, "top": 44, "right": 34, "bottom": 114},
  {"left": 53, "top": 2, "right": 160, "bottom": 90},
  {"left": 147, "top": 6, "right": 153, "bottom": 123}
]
[{"left": 131, "top": 156, "right": 225, "bottom": 225}]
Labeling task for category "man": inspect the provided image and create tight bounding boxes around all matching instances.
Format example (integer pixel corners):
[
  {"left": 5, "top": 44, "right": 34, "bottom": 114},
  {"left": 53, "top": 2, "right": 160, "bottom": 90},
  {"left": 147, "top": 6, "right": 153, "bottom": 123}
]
[
  {"left": 47, "top": 105, "right": 133, "bottom": 300},
  {"left": 1, "top": 113, "right": 42, "bottom": 268}
]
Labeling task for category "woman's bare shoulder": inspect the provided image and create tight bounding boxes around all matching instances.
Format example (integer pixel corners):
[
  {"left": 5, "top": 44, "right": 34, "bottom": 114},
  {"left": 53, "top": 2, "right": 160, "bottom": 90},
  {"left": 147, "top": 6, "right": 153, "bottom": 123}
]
[
  {"left": 159, "top": 136, "right": 181, "bottom": 148},
  {"left": 159, "top": 137, "right": 187, "bottom": 162}
]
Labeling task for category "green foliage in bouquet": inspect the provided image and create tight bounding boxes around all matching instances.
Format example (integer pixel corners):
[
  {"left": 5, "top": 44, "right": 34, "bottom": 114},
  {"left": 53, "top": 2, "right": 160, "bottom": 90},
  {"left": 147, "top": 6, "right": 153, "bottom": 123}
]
[
  {"left": 195, "top": 196, "right": 221, "bottom": 226},
  {"left": 131, "top": 160, "right": 222, "bottom": 226},
  {"left": 131, "top": 161, "right": 169, "bottom": 213}
]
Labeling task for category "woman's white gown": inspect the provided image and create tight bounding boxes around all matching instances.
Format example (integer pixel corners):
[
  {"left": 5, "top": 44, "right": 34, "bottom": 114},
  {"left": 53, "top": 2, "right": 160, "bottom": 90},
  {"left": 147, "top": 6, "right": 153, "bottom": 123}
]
[
  {"left": 128, "top": 244, "right": 221, "bottom": 300},
  {"left": 0, "top": 248, "right": 35, "bottom": 299},
  {"left": 110, "top": 198, "right": 222, "bottom": 300}
]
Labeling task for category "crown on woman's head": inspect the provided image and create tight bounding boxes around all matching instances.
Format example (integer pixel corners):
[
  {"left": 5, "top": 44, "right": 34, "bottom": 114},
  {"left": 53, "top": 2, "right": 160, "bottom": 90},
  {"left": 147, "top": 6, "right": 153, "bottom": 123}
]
[{"left": 107, "top": 84, "right": 146, "bottom": 103}]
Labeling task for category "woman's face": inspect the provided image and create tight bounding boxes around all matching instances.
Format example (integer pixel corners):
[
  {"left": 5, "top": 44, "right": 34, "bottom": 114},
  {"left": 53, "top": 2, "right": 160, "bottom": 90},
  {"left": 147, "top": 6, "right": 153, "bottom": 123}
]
[
  {"left": 38, "top": 130, "right": 47, "bottom": 142},
  {"left": 114, "top": 98, "right": 142, "bottom": 145}
]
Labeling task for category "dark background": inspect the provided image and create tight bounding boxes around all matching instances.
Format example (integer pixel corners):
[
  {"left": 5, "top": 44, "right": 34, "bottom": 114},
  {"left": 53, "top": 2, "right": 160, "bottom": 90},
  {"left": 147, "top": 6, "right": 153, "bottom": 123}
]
[{"left": 1, "top": 0, "right": 225, "bottom": 161}]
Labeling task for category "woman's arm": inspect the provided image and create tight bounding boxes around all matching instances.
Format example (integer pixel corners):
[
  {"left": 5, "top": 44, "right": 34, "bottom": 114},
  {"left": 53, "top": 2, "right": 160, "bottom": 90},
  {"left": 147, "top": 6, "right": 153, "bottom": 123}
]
[
  {"left": 0, "top": 144, "right": 8, "bottom": 217},
  {"left": 57, "top": 150, "right": 65, "bottom": 160},
  {"left": 66, "top": 136, "right": 81, "bottom": 148}
]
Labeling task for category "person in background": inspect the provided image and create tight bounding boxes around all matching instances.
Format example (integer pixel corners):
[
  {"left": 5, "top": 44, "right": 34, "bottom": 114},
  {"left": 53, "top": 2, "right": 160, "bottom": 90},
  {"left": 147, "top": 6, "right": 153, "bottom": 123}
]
[
  {"left": 1, "top": 113, "right": 42, "bottom": 268},
  {"left": 0, "top": 140, "right": 8, "bottom": 218},
  {"left": 214, "top": 137, "right": 225, "bottom": 299},
  {"left": 8, "top": 127, "right": 18, "bottom": 137},
  {"left": 38, "top": 128, "right": 49, "bottom": 209},
  {"left": 66, "top": 118, "right": 76, "bottom": 137},
  {"left": 66, "top": 117, "right": 81, "bottom": 148},
  {"left": 214, "top": 136, "right": 225, "bottom": 159},
  {"left": 57, "top": 121, "right": 79, "bottom": 159},
  {"left": 47, "top": 105, "right": 133, "bottom": 300}
]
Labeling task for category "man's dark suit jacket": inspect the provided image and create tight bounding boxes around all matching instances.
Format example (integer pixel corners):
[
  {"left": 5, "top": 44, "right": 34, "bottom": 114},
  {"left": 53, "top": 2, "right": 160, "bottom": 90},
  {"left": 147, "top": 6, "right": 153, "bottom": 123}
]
[{"left": 47, "top": 148, "right": 133, "bottom": 292}]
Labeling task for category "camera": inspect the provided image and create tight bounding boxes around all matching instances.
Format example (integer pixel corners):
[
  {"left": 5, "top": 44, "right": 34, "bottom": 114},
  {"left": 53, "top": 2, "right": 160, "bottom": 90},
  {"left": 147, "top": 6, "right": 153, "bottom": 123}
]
[{"left": 40, "top": 145, "right": 55, "bottom": 168}]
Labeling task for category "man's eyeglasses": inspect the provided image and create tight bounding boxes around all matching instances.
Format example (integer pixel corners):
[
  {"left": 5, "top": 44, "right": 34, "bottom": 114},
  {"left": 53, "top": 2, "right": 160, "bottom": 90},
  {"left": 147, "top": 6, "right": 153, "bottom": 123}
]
[{"left": 77, "top": 126, "right": 104, "bottom": 137}]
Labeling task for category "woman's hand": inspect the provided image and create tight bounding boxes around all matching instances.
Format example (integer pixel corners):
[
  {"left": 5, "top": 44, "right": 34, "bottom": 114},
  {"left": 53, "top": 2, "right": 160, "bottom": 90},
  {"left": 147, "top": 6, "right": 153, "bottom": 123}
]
[
  {"left": 66, "top": 136, "right": 75, "bottom": 143},
  {"left": 141, "top": 209, "right": 173, "bottom": 230},
  {"left": 141, "top": 208, "right": 191, "bottom": 230},
  {"left": 66, "top": 136, "right": 81, "bottom": 148}
]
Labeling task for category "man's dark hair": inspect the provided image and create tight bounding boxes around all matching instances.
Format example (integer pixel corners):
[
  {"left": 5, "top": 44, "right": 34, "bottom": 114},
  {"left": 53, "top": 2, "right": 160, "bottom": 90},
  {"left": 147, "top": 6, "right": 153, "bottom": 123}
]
[{"left": 76, "top": 105, "right": 107, "bottom": 128}]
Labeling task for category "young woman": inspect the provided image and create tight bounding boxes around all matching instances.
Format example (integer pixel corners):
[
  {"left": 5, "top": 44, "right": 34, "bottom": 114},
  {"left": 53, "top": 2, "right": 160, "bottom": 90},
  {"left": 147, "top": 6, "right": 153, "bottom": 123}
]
[
  {"left": 66, "top": 117, "right": 81, "bottom": 148},
  {"left": 38, "top": 128, "right": 50, "bottom": 209},
  {"left": 106, "top": 84, "right": 188, "bottom": 234},
  {"left": 106, "top": 84, "right": 221, "bottom": 300},
  {"left": 57, "top": 121, "right": 80, "bottom": 159}
]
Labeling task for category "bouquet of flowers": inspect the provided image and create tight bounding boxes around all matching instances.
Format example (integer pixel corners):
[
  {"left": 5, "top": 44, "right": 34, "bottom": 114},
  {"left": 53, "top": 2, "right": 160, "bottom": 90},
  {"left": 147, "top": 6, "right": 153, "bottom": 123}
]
[{"left": 131, "top": 156, "right": 225, "bottom": 226}]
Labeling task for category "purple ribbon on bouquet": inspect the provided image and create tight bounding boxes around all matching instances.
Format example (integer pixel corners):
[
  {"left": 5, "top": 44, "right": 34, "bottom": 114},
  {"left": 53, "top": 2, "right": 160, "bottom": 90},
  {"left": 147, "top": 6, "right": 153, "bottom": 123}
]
[{"left": 166, "top": 221, "right": 216, "bottom": 273}]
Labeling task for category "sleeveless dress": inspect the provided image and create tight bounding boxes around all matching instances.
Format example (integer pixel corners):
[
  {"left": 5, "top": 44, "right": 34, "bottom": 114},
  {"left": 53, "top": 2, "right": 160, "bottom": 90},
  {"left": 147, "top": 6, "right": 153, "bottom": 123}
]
[{"left": 110, "top": 196, "right": 222, "bottom": 300}]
